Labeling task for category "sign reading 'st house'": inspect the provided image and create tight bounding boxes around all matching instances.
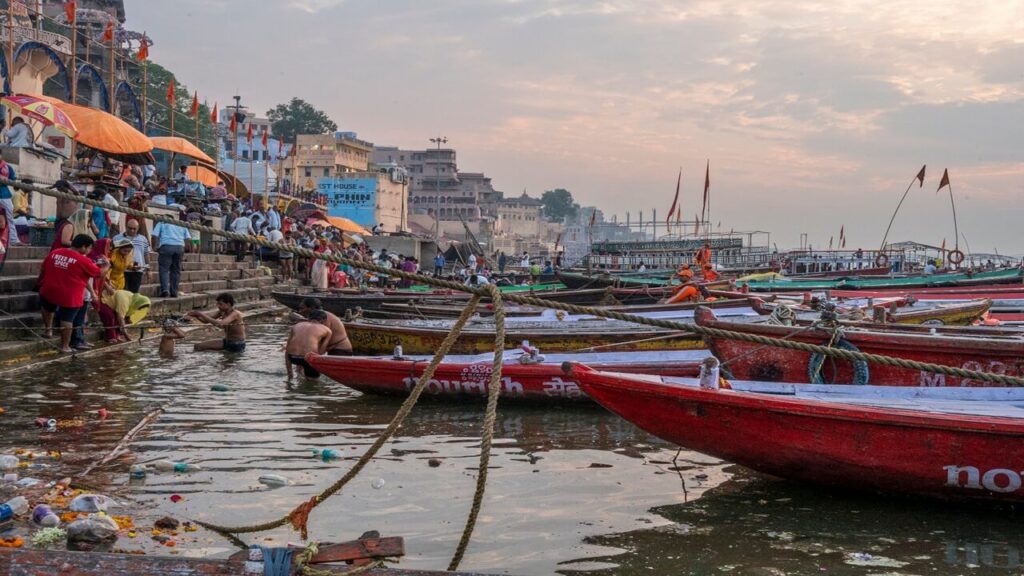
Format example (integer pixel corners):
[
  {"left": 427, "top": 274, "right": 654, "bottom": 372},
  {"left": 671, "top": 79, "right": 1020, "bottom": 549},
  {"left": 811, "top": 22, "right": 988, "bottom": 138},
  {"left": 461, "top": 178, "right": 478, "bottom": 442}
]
[{"left": 319, "top": 178, "right": 377, "bottom": 227}]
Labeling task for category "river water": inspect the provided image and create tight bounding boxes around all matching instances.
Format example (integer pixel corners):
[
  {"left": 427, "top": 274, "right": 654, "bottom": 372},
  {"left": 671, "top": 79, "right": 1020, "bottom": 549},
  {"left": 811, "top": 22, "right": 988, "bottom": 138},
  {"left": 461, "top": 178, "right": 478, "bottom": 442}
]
[{"left": 2, "top": 324, "right": 1021, "bottom": 575}]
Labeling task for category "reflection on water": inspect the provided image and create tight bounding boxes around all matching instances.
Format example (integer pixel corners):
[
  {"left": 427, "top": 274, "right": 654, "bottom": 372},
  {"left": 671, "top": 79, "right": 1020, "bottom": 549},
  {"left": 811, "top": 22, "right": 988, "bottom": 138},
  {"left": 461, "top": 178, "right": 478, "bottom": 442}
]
[
  {"left": 566, "top": 468, "right": 1024, "bottom": 576},
  {"left": 5, "top": 326, "right": 1021, "bottom": 575},
  {"left": 1, "top": 326, "right": 723, "bottom": 574}
]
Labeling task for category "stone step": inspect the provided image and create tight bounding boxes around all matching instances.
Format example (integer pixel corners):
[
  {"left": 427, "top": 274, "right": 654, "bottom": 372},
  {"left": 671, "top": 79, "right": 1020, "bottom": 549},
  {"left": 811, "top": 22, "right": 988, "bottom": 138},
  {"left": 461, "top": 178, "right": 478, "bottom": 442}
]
[
  {"left": 0, "top": 275, "right": 38, "bottom": 293},
  {"left": 2, "top": 258, "right": 257, "bottom": 277}
]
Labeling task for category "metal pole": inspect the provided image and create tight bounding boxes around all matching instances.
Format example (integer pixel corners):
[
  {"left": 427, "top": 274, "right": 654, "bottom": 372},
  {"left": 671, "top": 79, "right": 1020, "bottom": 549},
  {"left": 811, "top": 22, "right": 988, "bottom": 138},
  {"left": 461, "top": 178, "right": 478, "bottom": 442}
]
[
  {"left": 108, "top": 28, "right": 116, "bottom": 112},
  {"left": 231, "top": 95, "right": 240, "bottom": 199},
  {"left": 141, "top": 61, "right": 148, "bottom": 133},
  {"left": 652, "top": 208, "right": 657, "bottom": 240}
]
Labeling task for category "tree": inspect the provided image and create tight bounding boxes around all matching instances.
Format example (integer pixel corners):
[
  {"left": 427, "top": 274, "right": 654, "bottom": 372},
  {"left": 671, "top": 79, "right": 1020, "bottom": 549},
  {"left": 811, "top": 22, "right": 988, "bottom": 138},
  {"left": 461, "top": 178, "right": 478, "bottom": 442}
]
[
  {"left": 267, "top": 98, "right": 337, "bottom": 142},
  {"left": 541, "top": 188, "right": 580, "bottom": 222}
]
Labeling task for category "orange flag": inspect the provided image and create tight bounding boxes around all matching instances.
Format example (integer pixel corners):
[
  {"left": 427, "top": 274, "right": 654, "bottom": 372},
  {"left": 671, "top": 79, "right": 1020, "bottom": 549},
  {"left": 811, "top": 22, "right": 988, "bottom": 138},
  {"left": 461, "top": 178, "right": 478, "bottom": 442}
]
[
  {"left": 210, "top": 103, "right": 218, "bottom": 124},
  {"left": 915, "top": 165, "right": 926, "bottom": 187},
  {"left": 136, "top": 39, "right": 149, "bottom": 61},
  {"left": 666, "top": 168, "right": 681, "bottom": 232},
  {"left": 166, "top": 80, "right": 175, "bottom": 105},
  {"left": 246, "top": 123, "right": 253, "bottom": 143},
  {"left": 65, "top": 1, "right": 76, "bottom": 24},
  {"left": 937, "top": 169, "right": 950, "bottom": 193},
  {"left": 102, "top": 20, "right": 114, "bottom": 43},
  {"left": 229, "top": 113, "right": 237, "bottom": 135},
  {"left": 261, "top": 130, "right": 268, "bottom": 148},
  {"left": 190, "top": 92, "right": 199, "bottom": 118},
  {"left": 588, "top": 209, "right": 596, "bottom": 227}
]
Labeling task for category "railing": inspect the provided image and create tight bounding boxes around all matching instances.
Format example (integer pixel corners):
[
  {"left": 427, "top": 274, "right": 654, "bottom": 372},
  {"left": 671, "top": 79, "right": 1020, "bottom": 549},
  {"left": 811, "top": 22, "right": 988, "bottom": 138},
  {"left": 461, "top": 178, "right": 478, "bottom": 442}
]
[{"left": 0, "top": 26, "right": 71, "bottom": 55}]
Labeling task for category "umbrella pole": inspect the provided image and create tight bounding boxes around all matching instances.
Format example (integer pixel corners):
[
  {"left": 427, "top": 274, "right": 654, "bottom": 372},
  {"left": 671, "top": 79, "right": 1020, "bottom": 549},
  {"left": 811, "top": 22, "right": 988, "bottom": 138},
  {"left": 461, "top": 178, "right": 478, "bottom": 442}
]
[
  {"left": 109, "top": 36, "right": 116, "bottom": 113},
  {"left": 5, "top": 2, "right": 12, "bottom": 127},
  {"left": 69, "top": 15, "right": 78, "bottom": 161},
  {"left": 141, "top": 61, "right": 148, "bottom": 133}
]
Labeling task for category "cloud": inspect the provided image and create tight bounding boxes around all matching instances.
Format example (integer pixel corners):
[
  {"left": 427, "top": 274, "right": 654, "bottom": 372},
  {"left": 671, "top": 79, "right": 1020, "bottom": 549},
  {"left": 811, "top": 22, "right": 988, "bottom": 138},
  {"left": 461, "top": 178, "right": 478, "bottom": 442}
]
[{"left": 287, "top": 0, "right": 345, "bottom": 14}]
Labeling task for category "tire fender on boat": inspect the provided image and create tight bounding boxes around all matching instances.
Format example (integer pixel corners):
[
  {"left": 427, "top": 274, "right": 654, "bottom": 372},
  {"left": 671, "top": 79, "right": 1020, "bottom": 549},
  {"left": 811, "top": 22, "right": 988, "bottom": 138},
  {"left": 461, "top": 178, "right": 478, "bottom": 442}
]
[
  {"left": 947, "top": 249, "right": 965, "bottom": 265},
  {"left": 807, "top": 337, "right": 870, "bottom": 385},
  {"left": 874, "top": 253, "right": 889, "bottom": 268}
]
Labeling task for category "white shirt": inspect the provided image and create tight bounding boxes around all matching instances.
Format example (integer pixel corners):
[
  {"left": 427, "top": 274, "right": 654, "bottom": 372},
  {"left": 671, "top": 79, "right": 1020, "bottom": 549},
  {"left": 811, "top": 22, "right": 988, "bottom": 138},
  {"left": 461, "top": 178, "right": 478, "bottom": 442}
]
[
  {"left": 468, "top": 254, "right": 477, "bottom": 268},
  {"left": 150, "top": 194, "right": 167, "bottom": 205},
  {"left": 267, "top": 229, "right": 284, "bottom": 243},
  {"left": 102, "top": 193, "right": 121, "bottom": 224},
  {"left": 231, "top": 216, "right": 255, "bottom": 235},
  {"left": 4, "top": 123, "right": 31, "bottom": 147}
]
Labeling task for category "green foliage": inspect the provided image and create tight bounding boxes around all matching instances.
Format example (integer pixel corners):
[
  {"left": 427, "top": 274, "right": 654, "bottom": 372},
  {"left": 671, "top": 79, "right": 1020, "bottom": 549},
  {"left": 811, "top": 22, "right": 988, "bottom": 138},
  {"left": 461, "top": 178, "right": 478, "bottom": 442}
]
[
  {"left": 541, "top": 188, "right": 580, "bottom": 222},
  {"left": 266, "top": 98, "right": 338, "bottom": 142},
  {"left": 128, "top": 60, "right": 216, "bottom": 157}
]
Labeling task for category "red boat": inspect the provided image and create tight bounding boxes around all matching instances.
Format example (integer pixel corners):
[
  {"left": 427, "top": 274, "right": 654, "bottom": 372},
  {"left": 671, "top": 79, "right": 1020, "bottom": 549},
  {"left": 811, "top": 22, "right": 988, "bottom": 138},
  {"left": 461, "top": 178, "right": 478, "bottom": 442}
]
[
  {"left": 830, "top": 286, "right": 1024, "bottom": 301},
  {"left": 305, "top": 350, "right": 709, "bottom": 402},
  {"left": 695, "top": 307, "right": 1024, "bottom": 386},
  {"left": 569, "top": 364, "right": 1024, "bottom": 502}
]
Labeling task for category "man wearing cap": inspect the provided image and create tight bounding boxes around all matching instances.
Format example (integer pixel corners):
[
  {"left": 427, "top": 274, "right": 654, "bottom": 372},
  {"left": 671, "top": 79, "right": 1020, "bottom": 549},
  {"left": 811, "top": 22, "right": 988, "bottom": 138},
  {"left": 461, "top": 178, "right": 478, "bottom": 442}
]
[{"left": 112, "top": 219, "right": 151, "bottom": 270}]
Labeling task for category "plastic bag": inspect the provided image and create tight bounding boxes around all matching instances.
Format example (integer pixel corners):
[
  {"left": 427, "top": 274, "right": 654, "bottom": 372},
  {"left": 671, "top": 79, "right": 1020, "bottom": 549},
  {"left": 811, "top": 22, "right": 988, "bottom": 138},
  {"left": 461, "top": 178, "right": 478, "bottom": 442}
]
[
  {"left": 69, "top": 494, "right": 116, "bottom": 513},
  {"left": 66, "top": 514, "right": 119, "bottom": 543}
]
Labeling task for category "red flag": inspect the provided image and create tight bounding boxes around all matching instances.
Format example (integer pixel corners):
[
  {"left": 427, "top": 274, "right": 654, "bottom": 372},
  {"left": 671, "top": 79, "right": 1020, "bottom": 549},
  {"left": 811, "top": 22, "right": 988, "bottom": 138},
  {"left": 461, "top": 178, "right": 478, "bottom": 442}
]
[
  {"left": 694, "top": 213, "right": 700, "bottom": 235},
  {"left": 262, "top": 130, "right": 269, "bottom": 148},
  {"left": 229, "top": 113, "right": 237, "bottom": 135},
  {"left": 666, "top": 168, "right": 681, "bottom": 232},
  {"left": 166, "top": 80, "right": 175, "bottom": 105},
  {"left": 916, "top": 165, "right": 926, "bottom": 187},
  {"left": 554, "top": 232, "right": 561, "bottom": 248},
  {"left": 136, "top": 39, "right": 149, "bottom": 61},
  {"left": 588, "top": 209, "right": 596, "bottom": 228},
  {"left": 829, "top": 236, "right": 834, "bottom": 250},
  {"left": 937, "top": 169, "right": 950, "bottom": 193},
  {"left": 676, "top": 206, "right": 681, "bottom": 224},
  {"left": 65, "top": 1, "right": 76, "bottom": 24},
  {"left": 246, "top": 123, "right": 253, "bottom": 143},
  {"left": 190, "top": 92, "right": 199, "bottom": 118},
  {"left": 941, "top": 238, "right": 946, "bottom": 253},
  {"left": 210, "top": 103, "right": 218, "bottom": 124},
  {"left": 701, "top": 160, "right": 710, "bottom": 223},
  {"left": 102, "top": 20, "right": 114, "bottom": 43}
]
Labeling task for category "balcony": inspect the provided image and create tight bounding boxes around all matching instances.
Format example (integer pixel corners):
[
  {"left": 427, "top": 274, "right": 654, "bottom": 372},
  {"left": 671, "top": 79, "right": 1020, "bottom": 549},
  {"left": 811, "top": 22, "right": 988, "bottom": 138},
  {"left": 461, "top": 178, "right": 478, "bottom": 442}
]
[{"left": 0, "top": 27, "right": 72, "bottom": 56}]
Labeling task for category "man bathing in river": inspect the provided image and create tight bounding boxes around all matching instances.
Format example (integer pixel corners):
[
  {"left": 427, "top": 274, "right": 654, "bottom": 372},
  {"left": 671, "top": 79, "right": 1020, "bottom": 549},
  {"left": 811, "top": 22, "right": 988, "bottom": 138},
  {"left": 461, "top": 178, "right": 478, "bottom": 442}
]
[
  {"left": 186, "top": 292, "right": 246, "bottom": 352},
  {"left": 285, "top": 309, "right": 333, "bottom": 379},
  {"left": 292, "top": 297, "right": 352, "bottom": 355}
]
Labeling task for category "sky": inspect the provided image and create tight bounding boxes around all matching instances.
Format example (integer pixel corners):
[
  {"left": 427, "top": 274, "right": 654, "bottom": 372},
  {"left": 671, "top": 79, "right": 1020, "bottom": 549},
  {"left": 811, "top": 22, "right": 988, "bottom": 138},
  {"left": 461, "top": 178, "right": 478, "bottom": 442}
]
[{"left": 131, "top": 0, "right": 1024, "bottom": 252}]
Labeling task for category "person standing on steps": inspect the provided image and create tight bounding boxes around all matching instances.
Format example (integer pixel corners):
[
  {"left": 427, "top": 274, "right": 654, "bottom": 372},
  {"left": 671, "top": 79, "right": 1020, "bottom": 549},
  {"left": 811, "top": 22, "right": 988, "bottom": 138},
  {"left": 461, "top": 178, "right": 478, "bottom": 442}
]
[
  {"left": 37, "top": 234, "right": 101, "bottom": 353},
  {"left": 187, "top": 292, "right": 247, "bottom": 352},
  {"left": 151, "top": 216, "right": 189, "bottom": 298}
]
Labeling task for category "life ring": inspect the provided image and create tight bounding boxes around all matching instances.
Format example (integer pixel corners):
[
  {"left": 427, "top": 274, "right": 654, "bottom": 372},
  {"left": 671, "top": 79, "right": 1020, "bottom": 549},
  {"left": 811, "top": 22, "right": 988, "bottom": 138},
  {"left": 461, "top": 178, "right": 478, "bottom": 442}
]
[
  {"left": 874, "top": 253, "right": 889, "bottom": 268},
  {"left": 947, "top": 249, "right": 965, "bottom": 265},
  {"left": 808, "top": 337, "right": 870, "bottom": 385}
]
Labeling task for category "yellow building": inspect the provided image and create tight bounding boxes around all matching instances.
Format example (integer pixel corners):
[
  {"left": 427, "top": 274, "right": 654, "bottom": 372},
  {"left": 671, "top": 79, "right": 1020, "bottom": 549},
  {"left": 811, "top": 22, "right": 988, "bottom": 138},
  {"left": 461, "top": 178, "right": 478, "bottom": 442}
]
[{"left": 286, "top": 132, "right": 373, "bottom": 192}]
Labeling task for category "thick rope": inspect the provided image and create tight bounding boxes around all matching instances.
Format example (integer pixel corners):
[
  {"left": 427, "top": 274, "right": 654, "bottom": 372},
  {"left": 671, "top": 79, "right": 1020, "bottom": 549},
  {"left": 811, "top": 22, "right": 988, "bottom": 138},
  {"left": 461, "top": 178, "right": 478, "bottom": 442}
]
[
  {"left": 448, "top": 284, "right": 504, "bottom": 571},
  {"left": 195, "top": 295, "right": 482, "bottom": 537},
  {"left": 10, "top": 179, "right": 1024, "bottom": 385}
]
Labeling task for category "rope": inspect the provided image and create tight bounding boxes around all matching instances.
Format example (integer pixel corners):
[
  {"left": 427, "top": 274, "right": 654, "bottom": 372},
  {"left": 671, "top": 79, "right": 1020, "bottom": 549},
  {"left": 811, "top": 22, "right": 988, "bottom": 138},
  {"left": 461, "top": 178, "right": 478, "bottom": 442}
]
[
  {"left": 194, "top": 294, "right": 483, "bottom": 537},
  {"left": 448, "top": 285, "right": 504, "bottom": 571},
  {"left": 10, "top": 179, "right": 1024, "bottom": 385}
]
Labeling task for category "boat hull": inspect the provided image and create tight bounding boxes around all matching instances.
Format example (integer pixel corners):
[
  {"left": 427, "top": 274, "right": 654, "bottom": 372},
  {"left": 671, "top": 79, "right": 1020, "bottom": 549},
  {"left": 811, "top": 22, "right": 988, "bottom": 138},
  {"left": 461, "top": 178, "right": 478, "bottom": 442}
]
[
  {"left": 695, "top": 307, "right": 1024, "bottom": 386},
  {"left": 306, "top": 352, "right": 706, "bottom": 402},
  {"left": 571, "top": 366, "right": 1024, "bottom": 503}
]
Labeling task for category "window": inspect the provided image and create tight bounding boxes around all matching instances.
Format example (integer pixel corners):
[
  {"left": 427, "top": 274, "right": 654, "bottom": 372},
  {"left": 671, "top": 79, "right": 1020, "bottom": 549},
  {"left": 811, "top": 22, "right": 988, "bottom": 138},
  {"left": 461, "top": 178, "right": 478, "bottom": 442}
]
[
  {"left": 323, "top": 168, "right": 330, "bottom": 177},
  {"left": 304, "top": 168, "right": 312, "bottom": 177}
]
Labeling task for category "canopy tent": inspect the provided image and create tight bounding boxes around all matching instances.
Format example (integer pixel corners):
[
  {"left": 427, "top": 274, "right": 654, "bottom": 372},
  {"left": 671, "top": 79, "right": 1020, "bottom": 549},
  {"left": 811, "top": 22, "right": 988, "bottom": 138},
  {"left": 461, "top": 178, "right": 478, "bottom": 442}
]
[
  {"left": 185, "top": 163, "right": 249, "bottom": 197},
  {"left": 150, "top": 136, "right": 215, "bottom": 165},
  {"left": 28, "top": 94, "right": 154, "bottom": 164}
]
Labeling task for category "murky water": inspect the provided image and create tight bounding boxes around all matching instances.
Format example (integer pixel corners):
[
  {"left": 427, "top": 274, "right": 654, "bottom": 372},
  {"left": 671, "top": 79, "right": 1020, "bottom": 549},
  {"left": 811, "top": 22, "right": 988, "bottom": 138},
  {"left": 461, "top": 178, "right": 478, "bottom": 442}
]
[{"left": 2, "top": 325, "right": 1021, "bottom": 575}]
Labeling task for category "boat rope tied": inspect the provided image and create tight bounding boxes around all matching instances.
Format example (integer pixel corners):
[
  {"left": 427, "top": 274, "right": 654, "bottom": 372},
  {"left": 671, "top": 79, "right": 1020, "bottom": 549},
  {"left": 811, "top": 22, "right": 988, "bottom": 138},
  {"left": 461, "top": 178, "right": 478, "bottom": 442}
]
[{"left": 10, "top": 178, "right": 1024, "bottom": 387}]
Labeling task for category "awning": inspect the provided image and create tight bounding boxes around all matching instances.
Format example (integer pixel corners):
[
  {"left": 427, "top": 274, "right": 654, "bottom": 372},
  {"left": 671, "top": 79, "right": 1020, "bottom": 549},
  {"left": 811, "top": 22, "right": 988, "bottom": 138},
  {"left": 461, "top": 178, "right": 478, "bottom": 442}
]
[
  {"left": 150, "top": 136, "right": 214, "bottom": 164},
  {"left": 28, "top": 93, "right": 154, "bottom": 164}
]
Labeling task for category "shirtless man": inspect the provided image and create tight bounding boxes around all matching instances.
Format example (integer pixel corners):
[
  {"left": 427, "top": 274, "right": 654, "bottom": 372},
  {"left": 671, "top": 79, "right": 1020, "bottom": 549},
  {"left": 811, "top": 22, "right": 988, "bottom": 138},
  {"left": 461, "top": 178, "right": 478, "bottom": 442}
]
[
  {"left": 285, "top": 310, "right": 332, "bottom": 379},
  {"left": 292, "top": 297, "right": 352, "bottom": 355},
  {"left": 187, "top": 292, "right": 247, "bottom": 352}
]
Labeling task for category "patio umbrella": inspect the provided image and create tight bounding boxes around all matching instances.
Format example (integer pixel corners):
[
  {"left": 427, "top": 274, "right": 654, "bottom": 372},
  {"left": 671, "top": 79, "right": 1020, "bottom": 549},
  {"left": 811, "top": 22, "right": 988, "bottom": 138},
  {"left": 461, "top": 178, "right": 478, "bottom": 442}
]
[
  {"left": 26, "top": 94, "right": 154, "bottom": 164},
  {"left": 324, "top": 215, "right": 371, "bottom": 236},
  {"left": 150, "top": 136, "right": 214, "bottom": 165},
  {"left": 0, "top": 94, "right": 78, "bottom": 138}
]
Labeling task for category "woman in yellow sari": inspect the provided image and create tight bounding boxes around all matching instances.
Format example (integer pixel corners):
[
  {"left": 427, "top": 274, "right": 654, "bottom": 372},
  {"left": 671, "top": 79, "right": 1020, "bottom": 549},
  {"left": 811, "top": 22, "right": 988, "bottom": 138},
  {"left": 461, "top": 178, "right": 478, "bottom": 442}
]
[{"left": 108, "top": 237, "right": 134, "bottom": 289}]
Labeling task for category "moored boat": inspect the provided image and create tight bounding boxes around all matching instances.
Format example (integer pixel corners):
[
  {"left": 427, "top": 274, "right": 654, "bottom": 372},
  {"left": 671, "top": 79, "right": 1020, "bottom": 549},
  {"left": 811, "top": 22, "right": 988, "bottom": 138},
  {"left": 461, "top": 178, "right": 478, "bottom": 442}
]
[
  {"left": 568, "top": 364, "right": 1024, "bottom": 503},
  {"left": 306, "top": 349, "right": 710, "bottom": 402},
  {"left": 740, "top": 267, "right": 1023, "bottom": 292},
  {"left": 750, "top": 297, "right": 992, "bottom": 326},
  {"left": 695, "top": 306, "right": 1024, "bottom": 386}
]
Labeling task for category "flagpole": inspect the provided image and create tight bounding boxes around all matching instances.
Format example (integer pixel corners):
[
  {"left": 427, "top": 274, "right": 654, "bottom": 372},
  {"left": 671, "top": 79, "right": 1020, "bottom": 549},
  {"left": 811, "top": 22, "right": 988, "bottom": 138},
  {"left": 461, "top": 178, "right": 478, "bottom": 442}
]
[
  {"left": 263, "top": 137, "right": 269, "bottom": 208},
  {"left": 108, "top": 28, "right": 116, "bottom": 112},
  {"left": 212, "top": 107, "right": 219, "bottom": 172},
  {"left": 948, "top": 181, "right": 960, "bottom": 253},
  {"left": 141, "top": 61, "right": 148, "bottom": 133},
  {"left": 6, "top": 2, "right": 12, "bottom": 126},
  {"left": 69, "top": 14, "right": 77, "bottom": 104},
  {"left": 878, "top": 166, "right": 925, "bottom": 254},
  {"left": 167, "top": 83, "right": 175, "bottom": 175}
]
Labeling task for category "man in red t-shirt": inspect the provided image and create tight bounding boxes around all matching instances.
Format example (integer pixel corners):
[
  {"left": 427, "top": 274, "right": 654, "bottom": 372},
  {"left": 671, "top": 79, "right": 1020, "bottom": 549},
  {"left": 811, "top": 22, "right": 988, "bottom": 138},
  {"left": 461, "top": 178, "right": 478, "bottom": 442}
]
[{"left": 38, "top": 234, "right": 101, "bottom": 353}]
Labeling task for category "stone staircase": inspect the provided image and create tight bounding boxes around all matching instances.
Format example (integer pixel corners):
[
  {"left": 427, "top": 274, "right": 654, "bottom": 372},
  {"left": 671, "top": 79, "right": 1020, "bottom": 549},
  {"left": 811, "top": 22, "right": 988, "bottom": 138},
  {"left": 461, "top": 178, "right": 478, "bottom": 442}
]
[{"left": 0, "top": 245, "right": 283, "bottom": 366}]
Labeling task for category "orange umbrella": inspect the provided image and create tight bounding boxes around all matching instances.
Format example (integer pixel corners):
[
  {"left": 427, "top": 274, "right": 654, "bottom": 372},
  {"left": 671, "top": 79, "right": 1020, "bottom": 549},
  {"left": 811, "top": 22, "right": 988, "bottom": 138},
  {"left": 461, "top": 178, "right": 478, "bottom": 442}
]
[
  {"left": 186, "top": 164, "right": 249, "bottom": 197},
  {"left": 27, "top": 94, "right": 153, "bottom": 163},
  {"left": 324, "top": 215, "right": 371, "bottom": 235},
  {"left": 0, "top": 95, "right": 77, "bottom": 137},
  {"left": 150, "top": 136, "right": 214, "bottom": 165}
]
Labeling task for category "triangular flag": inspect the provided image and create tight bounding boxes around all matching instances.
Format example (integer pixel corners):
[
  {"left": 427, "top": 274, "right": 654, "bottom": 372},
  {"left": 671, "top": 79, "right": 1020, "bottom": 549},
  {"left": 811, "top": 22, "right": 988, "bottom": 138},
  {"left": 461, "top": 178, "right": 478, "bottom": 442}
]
[
  {"left": 701, "top": 160, "right": 710, "bottom": 222},
  {"left": 916, "top": 165, "right": 926, "bottom": 187},
  {"left": 229, "top": 113, "right": 237, "bottom": 134},
  {"left": 136, "top": 38, "right": 149, "bottom": 61},
  {"left": 246, "top": 123, "right": 253, "bottom": 143},
  {"left": 941, "top": 238, "right": 946, "bottom": 253},
  {"left": 102, "top": 20, "right": 114, "bottom": 43},
  {"left": 261, "top": 130, "right": 268, "bottom": 148},
  {"left": 694, "top": 213, "right": 700, "bottom": 235},
  {"left": 666, "top": 168, "right": 681, "bottom": 232},
  {"left": 937, "top": 169, "right": 950, "bottom": 193},
  {"left": 829, "top": 236, "right": 834, "bottom": 250},
  {"left": 210, "top": 102, "right": 218, "bottom": 124},
  {"left": 190, "top": 91, "right": 199, "bottom": 118},
  {"left": 65, "top": 1, "right": 77, "bottom": 25},
  {"left": 676, "top": 205, "right": 681, "bottom": 224},
  {"left": 554, "top": 232, "right": 561, "bottom": 248},
  {"left": 165, "top": 79, "right": 175, "bottom": 105}
]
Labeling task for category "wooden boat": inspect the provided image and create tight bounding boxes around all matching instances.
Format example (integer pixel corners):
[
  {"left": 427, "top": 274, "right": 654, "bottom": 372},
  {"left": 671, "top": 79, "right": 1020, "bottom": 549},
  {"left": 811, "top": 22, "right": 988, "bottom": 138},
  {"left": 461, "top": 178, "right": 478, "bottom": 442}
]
[
  {"left": 829, "top": 285, "right": 1024, "bottom": 304},
  {"left": 557, "top": 270, "right": 732, "bottom": 291},
  {"left": 345, "top": 317, "right": 704, "bottom": 355},
  {"left": 750, "top": 297, "right": 992, "bottom": 326},
  {"left": 306, "top": 349, "right": 710, "bottom": 402},
  {"left": 740, "top": 267, "right": 1023, "bottom": 292},
  {"left": 695, "top": 306, "right": 1024, "bottom": 386},
  {"left": 568, "top": 364, "right": 1024, "bottom": 503}
]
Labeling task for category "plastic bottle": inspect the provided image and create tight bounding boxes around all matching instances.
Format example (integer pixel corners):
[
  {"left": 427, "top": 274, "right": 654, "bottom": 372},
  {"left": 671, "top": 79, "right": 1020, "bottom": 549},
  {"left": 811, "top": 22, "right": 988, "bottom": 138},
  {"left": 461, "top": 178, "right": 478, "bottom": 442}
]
[
  {"left": 32, "top": 504, "right": 60, "bottom": 527},
  {"left": 153, "top": 460, "right": 201, "bottom": 473},
  {"left": 129, "top": 464, "right": 147, "bottom": 479},
  {"left": 0, "top": 455, "right": 18, "bottom": 470},
  {"left": 258, "top": 474, "right": 289, "bottom": 487},
  {"left": 0, "top": 496, "right": 28, "bottom": 521},
  {"left": 312, "top": 448, "right": 340, "bottom": 461},
  {"left": 699, "top": 357, "right": 721, "bottom": 390}
]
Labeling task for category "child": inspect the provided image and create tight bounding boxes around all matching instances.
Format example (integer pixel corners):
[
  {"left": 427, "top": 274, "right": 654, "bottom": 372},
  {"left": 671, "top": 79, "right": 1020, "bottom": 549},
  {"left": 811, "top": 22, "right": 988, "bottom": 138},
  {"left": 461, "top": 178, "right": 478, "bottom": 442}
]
[{"left": 159, "top": 318, "right": 186, "bottom": 357}]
